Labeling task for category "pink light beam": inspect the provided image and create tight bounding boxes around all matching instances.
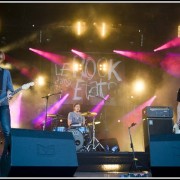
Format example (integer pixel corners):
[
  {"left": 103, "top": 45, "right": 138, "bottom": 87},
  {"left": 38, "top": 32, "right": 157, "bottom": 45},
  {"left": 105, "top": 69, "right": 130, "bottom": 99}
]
[
  {"left": 10, "top": 93, "right": 22, "bottom": 128},
  {"left": 29, "top": 48, "right": 65, "bottom": 65},
  {"left": 154, "top": 37, "right": 180, "bottom": 52},
  {"left": 113, "top": 50, "right": 162, "bottom": 67},
  {"left": 119, "top": 96, "right": 156, "bottom": 128}
]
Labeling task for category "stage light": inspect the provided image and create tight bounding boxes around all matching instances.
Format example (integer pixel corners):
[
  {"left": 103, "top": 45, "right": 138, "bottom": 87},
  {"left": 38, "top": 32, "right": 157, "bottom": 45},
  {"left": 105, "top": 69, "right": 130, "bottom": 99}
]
[
  {"left": 94, "top": 21, "right": 111, "bottom": 39},
  {"left": 101, "top": 22, "right": 106, "bottom": 38},
  {"left": 133, "top": 79, "right": 145, "bottom": 94},
  {"left": 178, "top": 25, "right": 180, "bottom": 37},
  {"left": 73, "top": 63, "right": 82, "bottom": 72},
  {"left": 99, "top": 63, "right": 107, "bottom": 72},
  {"left": 101, "top": 164, "right": 121, "bottom": 171},
  {"left": 73, "top": 21, "right": 86, "bottom": 36},
  {"left": 77, "top": 21, "right": 81, "bottom": 36},
  {"left": 36, "top": 75, "right": 45, "bottom": 86},
  {"left": 98, "top": 58, "right": 108, "bottom": 77}
]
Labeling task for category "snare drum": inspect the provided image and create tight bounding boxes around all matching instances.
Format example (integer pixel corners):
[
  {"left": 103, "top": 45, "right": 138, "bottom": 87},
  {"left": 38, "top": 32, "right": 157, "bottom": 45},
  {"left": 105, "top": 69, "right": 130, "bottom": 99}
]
[{"left": 53, "top": 126, "right": 67, "bottom": 132}]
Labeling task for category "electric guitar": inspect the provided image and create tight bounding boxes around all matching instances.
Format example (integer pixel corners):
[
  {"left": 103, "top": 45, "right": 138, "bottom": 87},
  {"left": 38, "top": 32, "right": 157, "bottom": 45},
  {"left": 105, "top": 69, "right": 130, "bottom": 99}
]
[
  {"left": 173, "top": 123, "right": 180, "bottom": 134},
  {"left": 0, "top": 82, "right": 34, "bottom": 105}
]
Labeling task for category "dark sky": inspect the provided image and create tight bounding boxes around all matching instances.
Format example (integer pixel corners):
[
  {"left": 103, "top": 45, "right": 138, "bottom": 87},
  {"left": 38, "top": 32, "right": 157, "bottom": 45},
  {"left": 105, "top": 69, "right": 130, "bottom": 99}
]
[{"left": 1, "top": 2, "right": 180, "bottom": 47}]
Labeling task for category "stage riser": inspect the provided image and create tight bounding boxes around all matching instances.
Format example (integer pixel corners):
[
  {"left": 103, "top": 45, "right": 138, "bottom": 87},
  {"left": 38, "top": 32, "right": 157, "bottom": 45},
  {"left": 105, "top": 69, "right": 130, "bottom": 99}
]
[{"left": 76, "top": 152, "right": 150, "bottom": 172}]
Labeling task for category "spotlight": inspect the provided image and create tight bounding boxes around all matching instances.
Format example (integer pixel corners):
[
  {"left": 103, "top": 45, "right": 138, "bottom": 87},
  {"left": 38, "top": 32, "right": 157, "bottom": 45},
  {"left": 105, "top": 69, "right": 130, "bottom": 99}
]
[
  {"left": 73, "top": 63, "right": 82, "bottom": 72},
  {"left": 99, "top": 63, "right": 107, "bottom": 72},
  {"left": 36, "top": 75, "right": 45, "bottom": 86},
  {"left": 73, "top": 21, "right": 86, "bottom": 36}
]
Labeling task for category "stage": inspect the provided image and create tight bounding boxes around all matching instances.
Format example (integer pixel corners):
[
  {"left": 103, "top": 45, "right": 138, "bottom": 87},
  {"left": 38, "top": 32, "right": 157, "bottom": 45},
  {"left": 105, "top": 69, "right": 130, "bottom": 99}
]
[
  {"left": 0, "top": 150, "right": 151, "bottom": 177},
  {"left": 76, "top": 151, "right": 150, "bottom": 172}
]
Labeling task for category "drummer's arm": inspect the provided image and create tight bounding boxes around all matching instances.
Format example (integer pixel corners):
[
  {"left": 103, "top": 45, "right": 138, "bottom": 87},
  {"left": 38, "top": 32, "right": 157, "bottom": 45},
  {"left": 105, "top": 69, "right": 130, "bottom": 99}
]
[{"left": 82, "top": 116, "right": 86, "bottom": 126}]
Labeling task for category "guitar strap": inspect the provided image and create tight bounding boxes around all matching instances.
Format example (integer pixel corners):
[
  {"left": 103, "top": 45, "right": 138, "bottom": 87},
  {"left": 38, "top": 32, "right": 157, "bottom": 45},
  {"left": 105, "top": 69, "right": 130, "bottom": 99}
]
[{"left": 0, "top": 68, "right": 4, "bottom": 95}]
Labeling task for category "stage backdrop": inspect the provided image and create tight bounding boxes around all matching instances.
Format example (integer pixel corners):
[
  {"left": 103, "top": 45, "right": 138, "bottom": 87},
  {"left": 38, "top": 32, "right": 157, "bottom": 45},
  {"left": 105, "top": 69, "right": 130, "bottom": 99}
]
[{"left": 49, "top": 53, "right": 125, "bottom": 106}]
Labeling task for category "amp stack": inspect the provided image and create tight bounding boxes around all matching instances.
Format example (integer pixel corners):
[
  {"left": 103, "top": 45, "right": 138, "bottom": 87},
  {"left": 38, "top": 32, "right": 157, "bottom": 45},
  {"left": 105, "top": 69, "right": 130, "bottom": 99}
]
[{"left": 142, "top": 106, "right": 173, "bottom": 152}]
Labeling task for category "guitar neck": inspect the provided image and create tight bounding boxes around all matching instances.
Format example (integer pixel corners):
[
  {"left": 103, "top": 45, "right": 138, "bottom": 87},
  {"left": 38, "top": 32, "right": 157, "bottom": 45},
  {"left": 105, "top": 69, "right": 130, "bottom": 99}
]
[{"left": 11, "top": 87, "right": 22, "bottom": 96}]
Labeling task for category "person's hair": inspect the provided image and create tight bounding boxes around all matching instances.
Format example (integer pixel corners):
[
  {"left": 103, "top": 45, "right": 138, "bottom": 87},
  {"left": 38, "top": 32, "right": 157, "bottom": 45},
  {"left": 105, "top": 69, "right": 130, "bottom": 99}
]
[{"left": 73, "top": 103, "right": 81, "bottom": 109}]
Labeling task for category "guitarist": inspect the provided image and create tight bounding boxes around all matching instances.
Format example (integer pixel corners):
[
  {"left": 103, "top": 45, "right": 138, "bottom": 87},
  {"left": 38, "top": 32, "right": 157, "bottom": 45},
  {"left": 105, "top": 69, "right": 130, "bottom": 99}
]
[{"left": 0, "top": 51, "right": 14, "bottom": 175}]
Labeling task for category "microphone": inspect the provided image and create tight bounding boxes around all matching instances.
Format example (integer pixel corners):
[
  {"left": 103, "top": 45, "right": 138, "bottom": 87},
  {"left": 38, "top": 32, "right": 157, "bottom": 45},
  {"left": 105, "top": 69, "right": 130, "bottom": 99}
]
[
  {"left": 41, "top": 90, "right": 62, "bottom": 98},
  {"left": 130, "top": 122, "right": 136, "bottom": 128},
  {"left": 41, "top": 94, "right": 51, "bottom": 98}
]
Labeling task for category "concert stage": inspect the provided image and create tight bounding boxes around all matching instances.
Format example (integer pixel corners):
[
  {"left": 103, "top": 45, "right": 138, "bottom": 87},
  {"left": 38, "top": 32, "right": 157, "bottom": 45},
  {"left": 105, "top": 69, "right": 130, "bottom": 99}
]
[{"left": 0, "top": 150, "right": 151, "bottom": 177}]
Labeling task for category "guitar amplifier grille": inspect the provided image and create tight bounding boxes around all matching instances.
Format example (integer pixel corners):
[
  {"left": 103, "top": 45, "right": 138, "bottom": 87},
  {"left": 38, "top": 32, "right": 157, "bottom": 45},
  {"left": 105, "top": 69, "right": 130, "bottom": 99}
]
[{"left": 142, "top": 106, "right": 173, "bottom": 118}]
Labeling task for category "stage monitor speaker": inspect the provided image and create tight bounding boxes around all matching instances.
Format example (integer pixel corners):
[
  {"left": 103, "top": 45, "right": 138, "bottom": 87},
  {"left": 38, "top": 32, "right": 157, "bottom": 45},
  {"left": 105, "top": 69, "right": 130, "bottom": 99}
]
[
  {"left": 99, "top": 138, "right": 120, "bottom": 152},
  {"left": 142, "top": 106, "right": 173, "bottom": 118},
  {"left": 1, "top": 128, "right": 78, "bottom": 177},
  {"left": 149, "top": 134, "right": 180, "bottom": 177},
  {"left": 143, "top": 118, "right": 173, "bottom": 152}
]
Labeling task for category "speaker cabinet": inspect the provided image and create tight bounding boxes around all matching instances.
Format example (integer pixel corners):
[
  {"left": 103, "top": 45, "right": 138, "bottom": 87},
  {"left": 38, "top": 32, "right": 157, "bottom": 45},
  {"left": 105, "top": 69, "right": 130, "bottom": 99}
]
[
  {"left": 143, "top": 118, "right": 173, "bottom": 152},
  {"left": 1, "top": 128, "right": 78, "bottom": 177},
  {"left": 150, "top": 134, "right": 180, "bottom": 177}
]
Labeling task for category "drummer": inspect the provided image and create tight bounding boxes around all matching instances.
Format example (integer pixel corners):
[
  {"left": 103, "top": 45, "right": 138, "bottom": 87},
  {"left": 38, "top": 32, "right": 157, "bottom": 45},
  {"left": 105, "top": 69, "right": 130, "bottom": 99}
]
[{"left": 67, "top": 103, "right": 86, "bottom": 128}]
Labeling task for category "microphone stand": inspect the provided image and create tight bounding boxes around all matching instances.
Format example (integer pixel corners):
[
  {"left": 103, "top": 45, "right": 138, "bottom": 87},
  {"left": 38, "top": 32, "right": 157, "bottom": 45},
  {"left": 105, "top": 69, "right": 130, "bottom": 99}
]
[
  {"left": 42, "top": 91, "right": 62, "bottom": 131},
  {"left": 95, "top": 95, "right": 110, "bottom": 152},
  {"left": 128, "top": 122, "right": 149, "bottom": 174},
  {"left": 128, "top": 123, "right": 139, "bottom": 173}
]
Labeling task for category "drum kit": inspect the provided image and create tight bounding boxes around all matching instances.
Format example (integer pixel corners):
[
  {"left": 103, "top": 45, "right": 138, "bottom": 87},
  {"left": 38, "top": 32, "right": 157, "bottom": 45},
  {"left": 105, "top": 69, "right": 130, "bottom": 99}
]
[{"left": 49, "top": 111, "right": 104, "bottom": 152}]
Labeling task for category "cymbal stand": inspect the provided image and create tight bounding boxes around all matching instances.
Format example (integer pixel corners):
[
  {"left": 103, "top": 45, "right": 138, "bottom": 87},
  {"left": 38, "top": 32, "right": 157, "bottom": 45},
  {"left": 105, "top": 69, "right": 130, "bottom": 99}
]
[{"left": 86, "top": 116, "right": 105, "bottom": 151}]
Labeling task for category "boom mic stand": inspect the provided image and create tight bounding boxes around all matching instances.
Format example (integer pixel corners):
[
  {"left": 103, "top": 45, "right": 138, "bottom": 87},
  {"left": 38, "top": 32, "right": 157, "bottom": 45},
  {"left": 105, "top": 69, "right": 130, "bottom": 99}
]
[
  {"left": 95, "top": 95, "right": 110, "bottom": 152},
  {"left": 128, "top": 122, "right": 149, "bottom": 174},
  {"left": 128, "top": 122, "right": 139, "bottom": 172},
  {"left": 41, "top": 91, "right": 62, "bottom": 131}
]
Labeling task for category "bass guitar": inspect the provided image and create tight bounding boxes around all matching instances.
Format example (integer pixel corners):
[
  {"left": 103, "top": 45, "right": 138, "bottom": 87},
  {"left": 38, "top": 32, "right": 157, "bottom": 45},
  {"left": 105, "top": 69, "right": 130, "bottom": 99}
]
[{"left": 0, "top": 82, "right": 34, "bottom": 104}]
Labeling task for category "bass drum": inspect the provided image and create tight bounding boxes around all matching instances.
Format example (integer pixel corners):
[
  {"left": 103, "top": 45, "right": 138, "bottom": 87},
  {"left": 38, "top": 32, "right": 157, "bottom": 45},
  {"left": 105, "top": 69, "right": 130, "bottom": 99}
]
[{"left": 67, "top": 129, "right": 84, "bottom": 151}]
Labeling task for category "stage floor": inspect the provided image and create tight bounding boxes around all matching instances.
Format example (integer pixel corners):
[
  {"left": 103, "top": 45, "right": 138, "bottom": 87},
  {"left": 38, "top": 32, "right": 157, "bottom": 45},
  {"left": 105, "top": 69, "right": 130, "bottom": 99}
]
[
  {"left": 76, "top": 151, "right": 150, "bottom": 172},
  {"left": 0, "top": 151, "right": 151, "bottom": 177}
]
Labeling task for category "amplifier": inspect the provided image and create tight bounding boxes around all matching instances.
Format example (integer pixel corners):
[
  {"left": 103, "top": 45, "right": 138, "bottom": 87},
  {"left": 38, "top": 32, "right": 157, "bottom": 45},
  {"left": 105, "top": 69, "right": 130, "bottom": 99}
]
[
  {"left": 142, "top": 106, "right": 173, "bottom": 118},
  {"left": 143, "top": 117, "right": 173, "bottom": 152}
]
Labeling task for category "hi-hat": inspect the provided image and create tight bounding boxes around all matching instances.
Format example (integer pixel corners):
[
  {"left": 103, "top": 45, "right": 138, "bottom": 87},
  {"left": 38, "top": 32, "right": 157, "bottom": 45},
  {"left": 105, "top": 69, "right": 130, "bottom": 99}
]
[
  {"left": 81, "top": 111, "right": 97, "bottom": 117},
  {"left": 88, "top": 121, "right": 101, "bottom": 126}
]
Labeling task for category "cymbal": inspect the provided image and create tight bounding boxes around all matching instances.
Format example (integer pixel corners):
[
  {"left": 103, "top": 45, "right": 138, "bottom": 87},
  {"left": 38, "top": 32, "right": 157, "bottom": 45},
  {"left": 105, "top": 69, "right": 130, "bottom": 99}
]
[
  {"left": 47, "top": 114, "right": 64, "bottom": 118},
  {"left": 81, "top": 111, "right": 97, "bottom": 117},
  {"left": 88, "top": 121, "right": 101, "bottom": 126},
  {"left": 47, "top": 114, "right": 57, "bottom": 117}
]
